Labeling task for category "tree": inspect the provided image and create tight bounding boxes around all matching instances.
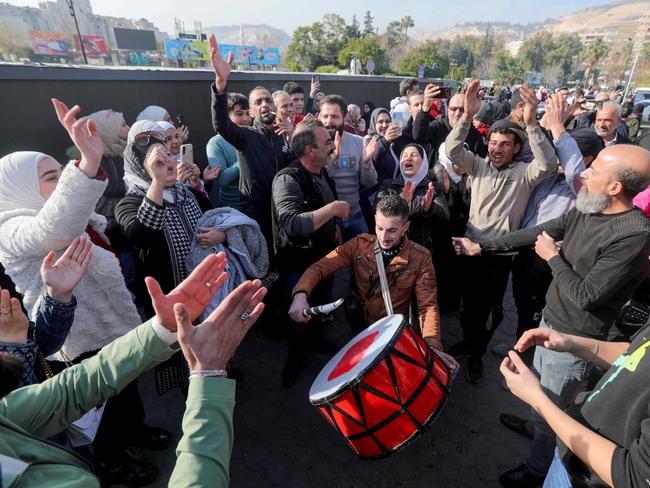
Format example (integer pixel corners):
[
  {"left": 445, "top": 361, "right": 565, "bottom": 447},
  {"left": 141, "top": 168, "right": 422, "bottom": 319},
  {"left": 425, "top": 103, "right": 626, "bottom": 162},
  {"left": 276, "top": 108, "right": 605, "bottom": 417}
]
[
  {"left": 399, "top": 41, "right": 450, "bottom": 78},
  {"left": 493, "top": 49, "right": 525, "bottom": 84},
  {"left": 363, "top": 11, "right": 375, "bottom": 37},
  {"left": 346, "top": 15, "right": 361, "bottom": 39},
  {"left": 338, "top": 36, "right": 388, "bottom": 74},
  {"left": 518, "top": 31, "right": 554, "bottom": 72},
  {"left": 400, "top": 16, "right": 415, "bottom": 45},
  {"left": 584, "top": 37, "right": 608, "bottom": 84},
  {"left": 386, "top": 21, "right": 402, "bottom": 49},
  {"left": 286, "top": 14, "right": 350, "bottom": 71},
  {"left": 545, "top": 34, "right": 583, "bottom": 83},
  {"left": 448, "top": 36, "right": 477, "bottom": 74},
  {"left": 0, "top": 23, "right": 32, "bottom": 60}
]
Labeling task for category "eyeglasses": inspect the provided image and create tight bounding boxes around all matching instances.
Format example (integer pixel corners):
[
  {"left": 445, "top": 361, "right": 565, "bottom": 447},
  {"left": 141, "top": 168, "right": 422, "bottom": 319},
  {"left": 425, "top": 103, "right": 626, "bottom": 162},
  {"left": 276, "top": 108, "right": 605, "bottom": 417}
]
[{"left": 134, "top": 131, "right": 164, "bottom": 148}]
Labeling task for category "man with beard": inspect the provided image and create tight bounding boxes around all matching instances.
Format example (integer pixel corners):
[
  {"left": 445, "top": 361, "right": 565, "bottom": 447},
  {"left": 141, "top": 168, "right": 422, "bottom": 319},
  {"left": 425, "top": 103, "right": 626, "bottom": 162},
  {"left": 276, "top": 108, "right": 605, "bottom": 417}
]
[
  {"left": 453, "top": 143, "right": 650, "bottom": 488},
  {"left": 595, "top": 102, "right": 632, "bottom": 147},
  {"left": 412, "top": 86, "right": 487, "bottom": 165},
  {"left": 319, "top": 95, "right": 378, "bottom": 240},
  {"left": 272, "top": 119, "right": 350, "bottom": 387},
  {"left": 443, "top": 80, "right": 556, "bottom": 383},
  {"left": 209, "top": 34, "right": 294, "bottom": 252}
]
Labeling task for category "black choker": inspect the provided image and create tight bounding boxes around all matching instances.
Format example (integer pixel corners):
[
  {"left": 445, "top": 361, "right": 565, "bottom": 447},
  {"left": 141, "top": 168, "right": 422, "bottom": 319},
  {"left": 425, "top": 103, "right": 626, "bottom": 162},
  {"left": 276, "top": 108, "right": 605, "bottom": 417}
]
[{"left": 381, "top": 237, "right": 405, "bottom": 259}]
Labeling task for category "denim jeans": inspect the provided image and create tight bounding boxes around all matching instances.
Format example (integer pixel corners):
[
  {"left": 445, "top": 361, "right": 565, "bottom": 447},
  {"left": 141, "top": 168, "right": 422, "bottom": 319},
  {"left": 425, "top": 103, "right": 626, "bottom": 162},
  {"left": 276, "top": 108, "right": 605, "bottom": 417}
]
[
  {"left": 543, "top": 450, "right": 573, "bottom": 488},
  {"left": 526, "top": 320, "right": 591, "bottom": 477},
  {"left": 337, "top": 210, "right": 368, "bottom": 242}
]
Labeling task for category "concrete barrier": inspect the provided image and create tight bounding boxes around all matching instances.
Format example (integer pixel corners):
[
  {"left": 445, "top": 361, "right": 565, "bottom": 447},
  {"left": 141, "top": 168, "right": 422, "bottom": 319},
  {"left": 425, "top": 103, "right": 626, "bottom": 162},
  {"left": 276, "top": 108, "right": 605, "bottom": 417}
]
[{"left": 0, "top": 63, "right": 452, "bottom": 163}]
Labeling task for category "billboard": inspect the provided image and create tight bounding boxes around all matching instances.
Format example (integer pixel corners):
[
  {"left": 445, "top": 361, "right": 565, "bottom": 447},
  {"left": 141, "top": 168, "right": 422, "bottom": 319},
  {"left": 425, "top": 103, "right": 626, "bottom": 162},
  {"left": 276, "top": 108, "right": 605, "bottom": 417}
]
[
  {"left": 73, "top": 35, "right": 108, "bottom": 58},
  {"left": 218, "top": 44, "right": 279, "bottom": 65},
  {"left": 113, "top": 28, "right": 157, "bottom": 51},
  {"left": 164, "top": 39, "right": 209, "bottom": 61},
  {"left": 30, "top": 31, "right": 69, "bottom": 56}
]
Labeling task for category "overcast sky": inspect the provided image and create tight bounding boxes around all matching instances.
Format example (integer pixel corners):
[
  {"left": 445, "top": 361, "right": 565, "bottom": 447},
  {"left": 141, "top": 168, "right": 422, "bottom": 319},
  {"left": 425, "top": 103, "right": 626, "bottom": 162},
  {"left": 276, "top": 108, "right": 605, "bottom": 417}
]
[{"left": 9, "top": 0, "right": 618, "bottom": 35}]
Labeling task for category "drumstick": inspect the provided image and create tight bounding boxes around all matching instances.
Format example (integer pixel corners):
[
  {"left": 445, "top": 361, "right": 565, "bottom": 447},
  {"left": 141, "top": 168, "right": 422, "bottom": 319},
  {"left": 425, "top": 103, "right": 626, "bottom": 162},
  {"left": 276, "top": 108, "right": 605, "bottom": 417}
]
[{"left": 303, "top": 298, "right": 345, "bottom": 317}]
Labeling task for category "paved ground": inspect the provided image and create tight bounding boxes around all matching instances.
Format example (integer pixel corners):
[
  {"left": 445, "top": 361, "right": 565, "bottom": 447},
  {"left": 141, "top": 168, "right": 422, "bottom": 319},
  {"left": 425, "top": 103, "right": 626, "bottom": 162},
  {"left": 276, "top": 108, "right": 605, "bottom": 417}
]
[{"left": 129, "top": 279, "right": 533, "bottom": 488}]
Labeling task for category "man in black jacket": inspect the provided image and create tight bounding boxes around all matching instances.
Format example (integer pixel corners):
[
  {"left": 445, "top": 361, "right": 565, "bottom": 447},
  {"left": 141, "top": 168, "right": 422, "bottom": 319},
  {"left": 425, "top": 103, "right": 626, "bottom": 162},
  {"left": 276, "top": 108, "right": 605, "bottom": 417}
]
[
  {"left": 412, "top": 87, "right": 487, "bottom": 164},
  {"left": 272, "top": 119, "right": 350, "bottom": 387},
  {"left": 453, "top": 143, "right": 650, "bottom": 487},
  {"left": 209, "top": 34, "right": 294, "bottom": 252}
]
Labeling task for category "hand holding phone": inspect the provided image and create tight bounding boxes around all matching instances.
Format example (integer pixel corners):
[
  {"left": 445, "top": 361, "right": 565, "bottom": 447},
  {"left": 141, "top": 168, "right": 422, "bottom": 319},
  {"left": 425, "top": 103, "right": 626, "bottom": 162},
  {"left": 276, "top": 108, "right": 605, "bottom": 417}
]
[{"left": 180, "top": 144, "right": 193, "bottom": 165}]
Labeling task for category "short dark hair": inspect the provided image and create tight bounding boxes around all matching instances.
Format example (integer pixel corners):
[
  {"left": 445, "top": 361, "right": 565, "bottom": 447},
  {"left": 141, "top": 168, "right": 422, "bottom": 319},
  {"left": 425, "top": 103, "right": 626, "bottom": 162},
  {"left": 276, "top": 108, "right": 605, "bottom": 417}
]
[
  {"left": 248, "top": 85, "right": 269, "bottom": 101},
  {"left": 376, "top": 193, "right": 410, "bottom": 221},
  {"left": 321, "top": 94, "right": 347, "bottom": 116},
  {"left": 616, "top": 166, "right": 650, "bottom": 200},
  {"left": 284, "top": 82, "right": 304, "bottom": 96},
  {"left": 399, "top": 78, "right": 419, "bottom": 96},
  {"left": 408, "top": 90, "right": 424, "bottom": 105},
  {"left": 291, "top": 118, "right": 325, "bottom": 158},
  {"left": 227, "top": 93, "right": 249, "bottom": 112},
  {"left": 489, "top": 126, "right": 523, "bottom": 146}
]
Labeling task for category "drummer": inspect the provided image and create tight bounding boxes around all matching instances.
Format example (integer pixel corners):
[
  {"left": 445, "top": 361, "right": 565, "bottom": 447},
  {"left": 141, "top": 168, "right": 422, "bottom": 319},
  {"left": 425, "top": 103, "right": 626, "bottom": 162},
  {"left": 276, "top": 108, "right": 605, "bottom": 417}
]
[{"left": 289, "top": 193, "right": 452, "bottom": 362}]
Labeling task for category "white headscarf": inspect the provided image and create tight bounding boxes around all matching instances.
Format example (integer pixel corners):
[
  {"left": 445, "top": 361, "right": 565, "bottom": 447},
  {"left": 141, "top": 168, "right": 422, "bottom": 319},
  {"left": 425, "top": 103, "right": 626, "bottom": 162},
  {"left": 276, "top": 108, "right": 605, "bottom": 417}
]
[
  {"left": 0, "top": 152, "right": 50, "bottom": 213},
  {"left": 126, "top": 120, "right": 164, "bottom": 144},
  {"left": 88, "top": 109, "right": 124, "bottom": 143},
  {"left": 157, "top": 121, "right": 176, "bottom": 131},
  {"left": 438, "top": 141, "right": 462, "bottom": 184},
  {"left": 136, "top": 105, "right": 169, "bottom": 123},
  {"left": 399, "top": 144, "right": 429, "bottom": 186}
]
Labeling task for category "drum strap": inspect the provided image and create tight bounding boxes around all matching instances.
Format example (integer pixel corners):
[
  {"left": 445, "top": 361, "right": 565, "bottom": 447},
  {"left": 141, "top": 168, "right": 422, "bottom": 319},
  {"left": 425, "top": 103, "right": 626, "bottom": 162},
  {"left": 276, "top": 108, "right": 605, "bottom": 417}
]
[{"left": 373, "top": 239, "right": 394, "bottom": 315}]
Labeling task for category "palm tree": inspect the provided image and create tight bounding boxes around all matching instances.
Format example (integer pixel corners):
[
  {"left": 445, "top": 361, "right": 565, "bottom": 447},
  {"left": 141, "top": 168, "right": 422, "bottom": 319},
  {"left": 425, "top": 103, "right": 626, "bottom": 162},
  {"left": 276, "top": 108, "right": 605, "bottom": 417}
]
[
  {"left": 400, "top": 16, "right": 415, "bottom": 45},
  {"left": 584, "top": 37, "right": 608, "bottom": 84}
]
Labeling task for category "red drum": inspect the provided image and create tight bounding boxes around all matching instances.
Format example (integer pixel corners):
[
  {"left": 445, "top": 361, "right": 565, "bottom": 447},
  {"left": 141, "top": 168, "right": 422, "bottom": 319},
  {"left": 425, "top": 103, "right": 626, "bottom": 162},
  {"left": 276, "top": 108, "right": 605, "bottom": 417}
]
[{"left": 309, "top": 314, "right": 450, "bottom": 459}]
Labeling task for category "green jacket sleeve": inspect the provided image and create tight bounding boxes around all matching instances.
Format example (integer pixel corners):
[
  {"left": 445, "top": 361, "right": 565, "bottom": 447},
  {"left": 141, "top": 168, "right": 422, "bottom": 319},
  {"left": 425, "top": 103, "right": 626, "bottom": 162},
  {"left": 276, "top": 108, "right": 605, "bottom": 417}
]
[
  {"left": 0, "top": 321, "right": 175, "bottom": 438},
  {"left": 168, "top": 377, "right": 235, "bottom": 488}
]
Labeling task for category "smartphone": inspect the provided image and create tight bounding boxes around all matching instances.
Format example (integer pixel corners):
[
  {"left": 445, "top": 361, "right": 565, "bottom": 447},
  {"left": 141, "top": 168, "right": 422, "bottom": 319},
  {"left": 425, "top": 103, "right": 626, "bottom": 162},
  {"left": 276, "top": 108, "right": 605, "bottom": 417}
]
[
  {"left": 180, "top": 144, "right": 193, "bottom": 164},
  {"left": 312, "top": 74, "right": 320, "bottom": 84},
  {"left": 392, "top": 111, "right": 405, "bottom": 127},
  {"left": 175, "top": 114, "right": 185, "bottom": 128},
  {"left": 434, "top": 86, "right": 453, "bottom": 99}
]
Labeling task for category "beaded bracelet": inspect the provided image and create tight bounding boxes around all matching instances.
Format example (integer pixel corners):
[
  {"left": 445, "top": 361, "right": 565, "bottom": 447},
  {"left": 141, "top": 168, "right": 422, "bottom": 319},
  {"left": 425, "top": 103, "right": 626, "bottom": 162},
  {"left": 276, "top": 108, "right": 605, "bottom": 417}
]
[{"left": 189, "top": 369, "right": 228, "bottom": 379}]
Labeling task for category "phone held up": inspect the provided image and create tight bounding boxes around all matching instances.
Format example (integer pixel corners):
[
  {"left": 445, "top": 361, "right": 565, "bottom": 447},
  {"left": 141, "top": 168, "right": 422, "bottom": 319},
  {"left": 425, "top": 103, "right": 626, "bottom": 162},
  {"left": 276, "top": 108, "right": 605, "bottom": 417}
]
[{"left": 180, "top": 144, "right": 193, "bottom": 165}]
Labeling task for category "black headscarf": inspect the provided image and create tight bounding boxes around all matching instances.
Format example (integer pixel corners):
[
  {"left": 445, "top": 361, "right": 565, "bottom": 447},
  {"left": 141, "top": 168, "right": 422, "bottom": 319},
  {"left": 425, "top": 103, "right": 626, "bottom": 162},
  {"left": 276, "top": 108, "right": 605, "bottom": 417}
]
[{"left": 362, "top": 101, "right": 376, "bottom": 128}]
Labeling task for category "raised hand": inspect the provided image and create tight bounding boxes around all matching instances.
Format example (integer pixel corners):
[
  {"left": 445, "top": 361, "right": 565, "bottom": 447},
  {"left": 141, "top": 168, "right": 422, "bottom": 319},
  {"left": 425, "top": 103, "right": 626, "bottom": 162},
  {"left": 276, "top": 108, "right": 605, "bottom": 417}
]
[
  {"left": 0, "top": 288, "right": 29, "bottom": 344},
  {"left": 146, "top": 253, "right": 228, "bottom": 331},
  {"left": 175, "top": 279, "right": 267, "bottom": 371},
  {"left": 520, "top": 84, "right": 540, "bottom": 129},
  {"left": 402, "top": 180, "right": 415, "bottom": 203},
  {"left": 274, "top": 116, "right": 295, "bottom": 141},
  {"left": 179, "top": 125, "right": 190, "bottom": 143},
  {"left": 41, "top": 236, "right": 92, "bottom": 303},
  {"left": 462, "top": 80, "right": 483, "bottom": 122},
  {"left": 423, "top": 84, "right": 441, "bottom": 111},
  {"left": 384, "top": 124, "right": 401, "bottom": 143},
  {"left": 145, "top": 145, "right": 174, "bottom": 185},
  {"left": 51, "top": 99, "right": 103, "bottom": 178},
  {"left": 330, "top": 131, "right": 341, "bottom": 162},
  {"left": 209, "top": 34, "right": 233, "bottom": 93},
  {"left": 310, "top": 79, "right": 321, "bottom": 98},
  {"left": 203, "top": 165, "right": 221, "bottom": 182},
  {"left": 363, "top": 136, "right": 378, "bottom": 165},
  {"left": 421, "top": 182, "right": 436, "bottom": 211}
]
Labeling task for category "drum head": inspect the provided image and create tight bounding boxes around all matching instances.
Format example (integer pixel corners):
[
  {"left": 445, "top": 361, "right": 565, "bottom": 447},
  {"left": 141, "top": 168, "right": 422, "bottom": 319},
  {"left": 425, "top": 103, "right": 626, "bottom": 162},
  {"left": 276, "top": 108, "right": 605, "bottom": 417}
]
[{"left": 309, "top": 314, "right": 404, "bottom": 403}]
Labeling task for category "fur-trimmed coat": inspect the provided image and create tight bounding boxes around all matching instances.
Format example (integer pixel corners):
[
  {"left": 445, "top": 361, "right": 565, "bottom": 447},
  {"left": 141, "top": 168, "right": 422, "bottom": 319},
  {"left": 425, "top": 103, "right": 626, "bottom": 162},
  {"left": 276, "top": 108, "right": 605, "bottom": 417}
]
[{"left": 0, "top": 163, "right": 141, "bottom": 360}]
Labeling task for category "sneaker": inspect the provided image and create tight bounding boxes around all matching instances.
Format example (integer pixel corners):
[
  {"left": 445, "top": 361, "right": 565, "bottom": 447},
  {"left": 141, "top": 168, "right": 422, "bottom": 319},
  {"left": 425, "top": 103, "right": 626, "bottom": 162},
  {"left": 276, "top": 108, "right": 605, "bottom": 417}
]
[
  {"left": 447, "top": 340, "right": 470, "bottom": 359},
  {"left": 466, "top": 355, "right": 483, "bottom": 383},
  {"left": 499, "top": 464, "right": 544, "bottom": 488},
  {"left": 492, "top": 342, "right": 514, "bottom": 358}
]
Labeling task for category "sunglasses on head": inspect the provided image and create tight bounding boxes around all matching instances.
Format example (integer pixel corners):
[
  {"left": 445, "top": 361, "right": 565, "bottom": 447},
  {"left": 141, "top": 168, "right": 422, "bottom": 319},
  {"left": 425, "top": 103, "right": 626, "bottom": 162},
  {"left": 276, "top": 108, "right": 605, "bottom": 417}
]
[{"left": 134, "top": 131, "right": 165, "bottom": 148}]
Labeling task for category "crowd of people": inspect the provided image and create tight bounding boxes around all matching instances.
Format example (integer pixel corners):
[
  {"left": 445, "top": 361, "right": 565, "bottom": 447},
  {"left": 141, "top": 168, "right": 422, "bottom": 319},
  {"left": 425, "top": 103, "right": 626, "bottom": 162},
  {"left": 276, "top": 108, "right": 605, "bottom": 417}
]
[{"left": 0, "top": 30, "right": 650, "bottom": 487}]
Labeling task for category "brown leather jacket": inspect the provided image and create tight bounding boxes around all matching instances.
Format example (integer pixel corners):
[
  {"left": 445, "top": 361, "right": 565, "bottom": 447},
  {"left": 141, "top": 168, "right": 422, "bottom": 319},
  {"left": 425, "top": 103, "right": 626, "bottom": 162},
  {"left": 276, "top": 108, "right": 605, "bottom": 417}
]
[{"left": 293, "top": 234, "right": 441, "bottom": 350}]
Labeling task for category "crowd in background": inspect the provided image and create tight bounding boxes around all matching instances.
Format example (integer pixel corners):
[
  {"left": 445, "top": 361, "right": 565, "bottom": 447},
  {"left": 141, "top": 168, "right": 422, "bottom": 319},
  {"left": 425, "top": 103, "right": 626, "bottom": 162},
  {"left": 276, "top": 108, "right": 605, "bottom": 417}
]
[{"left": 0, "top": 30, "right": 650, "bottom": 487}]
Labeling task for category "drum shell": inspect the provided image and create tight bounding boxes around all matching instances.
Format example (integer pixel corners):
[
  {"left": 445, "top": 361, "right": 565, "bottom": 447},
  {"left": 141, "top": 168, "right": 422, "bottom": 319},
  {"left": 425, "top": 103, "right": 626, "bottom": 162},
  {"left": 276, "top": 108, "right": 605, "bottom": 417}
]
[{"left": 311, "top": 318, "right": 450, "bottom": 459}]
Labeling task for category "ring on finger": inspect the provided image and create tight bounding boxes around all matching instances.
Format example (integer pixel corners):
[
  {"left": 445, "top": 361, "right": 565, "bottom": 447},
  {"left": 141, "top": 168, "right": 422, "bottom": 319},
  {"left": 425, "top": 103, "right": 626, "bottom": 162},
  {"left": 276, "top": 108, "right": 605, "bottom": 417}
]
[{"left": 240, "top": 311, "right": 251, "bottom": 321}]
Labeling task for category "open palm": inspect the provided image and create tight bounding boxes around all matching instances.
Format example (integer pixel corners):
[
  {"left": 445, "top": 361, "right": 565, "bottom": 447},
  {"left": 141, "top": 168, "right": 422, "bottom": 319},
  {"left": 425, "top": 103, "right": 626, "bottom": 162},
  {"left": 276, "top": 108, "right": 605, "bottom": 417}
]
[
  {"left": 464, "top": 80, "right": 483, "bottom": 119},
  {"left": 41, "top": 237, "right": 92, "bottom": 299},
  {"left": 146, "top": 253, "right": 228, "bottom": 331},
  {"left": 51, "top": 99, "right": 104, "bottom": 168},
  {"left": 209, "top": 34, "right": 233, "bottom": 93}
]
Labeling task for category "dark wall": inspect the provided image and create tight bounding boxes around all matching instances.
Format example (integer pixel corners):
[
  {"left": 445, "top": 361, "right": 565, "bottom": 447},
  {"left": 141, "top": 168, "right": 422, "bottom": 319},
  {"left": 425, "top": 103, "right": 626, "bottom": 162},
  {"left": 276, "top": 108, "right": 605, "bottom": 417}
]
[{"left": 0, "top": 64, "right": 450, "bottom": 164}]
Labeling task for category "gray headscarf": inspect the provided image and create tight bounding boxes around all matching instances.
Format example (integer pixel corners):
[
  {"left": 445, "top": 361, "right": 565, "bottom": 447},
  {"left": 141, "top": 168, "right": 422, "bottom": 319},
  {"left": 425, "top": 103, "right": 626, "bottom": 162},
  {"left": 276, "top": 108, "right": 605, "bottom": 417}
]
[{"left": 367, "top": 107, "right": 391, "bottom": 137}]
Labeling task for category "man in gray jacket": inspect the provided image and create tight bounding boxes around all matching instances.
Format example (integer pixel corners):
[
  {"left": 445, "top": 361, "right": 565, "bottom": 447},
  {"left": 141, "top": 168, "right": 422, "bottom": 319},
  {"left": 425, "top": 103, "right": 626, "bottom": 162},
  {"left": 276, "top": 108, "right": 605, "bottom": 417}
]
[{"left": 444, "top": 80, "right": 556, "bottom": 383}]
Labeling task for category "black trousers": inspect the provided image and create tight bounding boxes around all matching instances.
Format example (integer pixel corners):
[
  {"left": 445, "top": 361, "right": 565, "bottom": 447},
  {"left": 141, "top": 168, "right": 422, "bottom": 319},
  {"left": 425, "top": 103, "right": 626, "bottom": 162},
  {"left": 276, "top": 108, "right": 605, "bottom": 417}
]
[
  {"left": 512, "top": 247, "right": 552, "bottom": 339},
  {"left": 459, "top": 254, "right": 513, "bottom": 356}
]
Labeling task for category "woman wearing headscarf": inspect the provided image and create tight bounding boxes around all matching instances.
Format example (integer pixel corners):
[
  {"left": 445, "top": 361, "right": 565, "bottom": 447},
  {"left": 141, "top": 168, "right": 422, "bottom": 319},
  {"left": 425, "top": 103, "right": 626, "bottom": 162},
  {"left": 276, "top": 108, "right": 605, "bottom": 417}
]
[
  {"left": 0, "top": 100, "right": 168, "bottom": 485},
  {"left": 115, "top": 123, "right": 213, "bottom": 315},
  {"left": 361, "top": 101, "right": 376, "bottom": 129},
  {"left": 136, "top": 104, "right": 171, "bottom": 123},
  {"left": 376, "top": 144, "right": 449, "bottom": 251}
]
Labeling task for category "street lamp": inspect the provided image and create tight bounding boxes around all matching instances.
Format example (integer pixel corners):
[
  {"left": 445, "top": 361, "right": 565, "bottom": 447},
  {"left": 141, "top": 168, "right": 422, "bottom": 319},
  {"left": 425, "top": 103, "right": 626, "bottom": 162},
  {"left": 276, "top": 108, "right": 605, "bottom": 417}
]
[{"left": 65, "top": 0, "right": 88, "bottom": 64}]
